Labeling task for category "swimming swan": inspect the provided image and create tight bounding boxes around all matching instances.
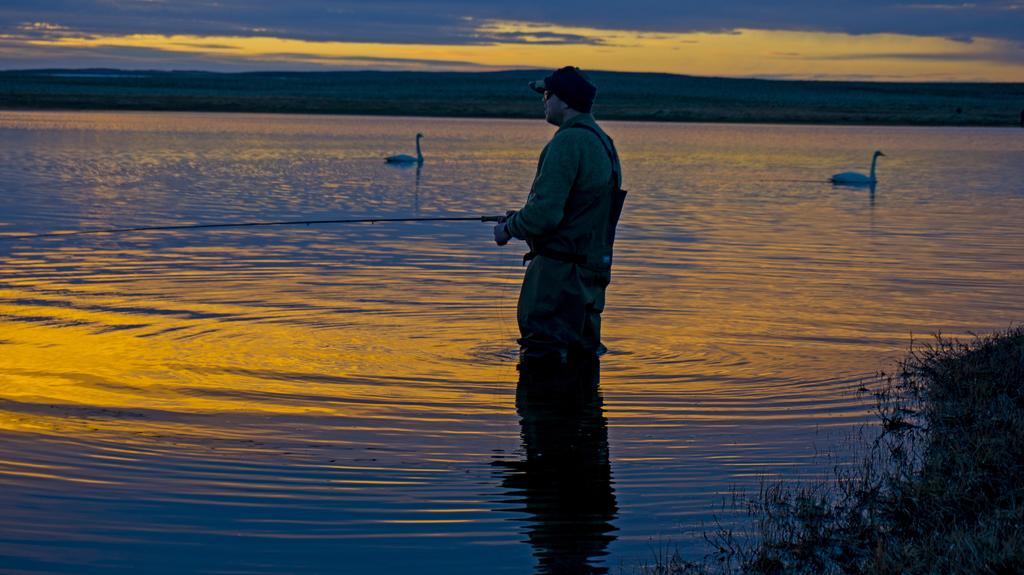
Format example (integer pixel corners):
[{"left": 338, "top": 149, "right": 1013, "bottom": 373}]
[
  {"left": 831, "top": 150, "right": 885, "bottom": 185},
  {"left": 385, "top": 133, "right": 424, "bottom": 164}
]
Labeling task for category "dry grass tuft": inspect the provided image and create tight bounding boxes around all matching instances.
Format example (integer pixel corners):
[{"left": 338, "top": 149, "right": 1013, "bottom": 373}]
[{"left": 636, "top": 327, "right": 1024, "bottom": 575}]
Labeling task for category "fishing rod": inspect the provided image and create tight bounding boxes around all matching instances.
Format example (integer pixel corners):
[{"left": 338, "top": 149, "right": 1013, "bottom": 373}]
[{"left": 0, "top": 215, "right": 506, "bottom": 242}]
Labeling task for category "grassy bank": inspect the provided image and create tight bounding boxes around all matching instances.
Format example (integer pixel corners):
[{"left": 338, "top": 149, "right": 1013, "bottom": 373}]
[
  {"left": 643, "top": 327, "right": 1024, "bottom": 574},
  {"left": 2, "top": 69, "right": 1023, "bottom": 127}
]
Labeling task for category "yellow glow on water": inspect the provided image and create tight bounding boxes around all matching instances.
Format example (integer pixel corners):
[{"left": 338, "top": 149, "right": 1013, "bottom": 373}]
[
  {"left": 25, "top": 22, "right": 1024, "bottom": 81},
  {"left": 0, "top": 468, "right": 117, "bottom": 484},
  {"left": 0, "top": 254, "right": 517, "bottom": 442}
]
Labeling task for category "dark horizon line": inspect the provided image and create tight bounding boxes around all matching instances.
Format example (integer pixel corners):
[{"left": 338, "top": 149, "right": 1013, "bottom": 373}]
[{"left": 2, "top": 66, "right": 1021, "bottom": 87}]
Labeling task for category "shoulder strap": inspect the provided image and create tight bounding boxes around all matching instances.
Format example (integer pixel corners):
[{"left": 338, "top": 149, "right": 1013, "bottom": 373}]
[
  {"left": 567, "top": 124, "right": 621, "bottom": 189},
  {"left": 568, "top": 123, "right": 627, "bottom": 250}
]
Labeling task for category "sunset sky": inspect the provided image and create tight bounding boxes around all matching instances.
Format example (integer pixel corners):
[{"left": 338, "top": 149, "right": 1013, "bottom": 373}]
[{"left": 2, "top": 1, "right": 1023, "bottom": 81}]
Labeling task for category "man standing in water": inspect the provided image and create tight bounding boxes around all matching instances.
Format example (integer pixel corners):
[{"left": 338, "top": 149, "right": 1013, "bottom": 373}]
[{"left": 493, "top": 66, "right": 626, "bottom": 365}]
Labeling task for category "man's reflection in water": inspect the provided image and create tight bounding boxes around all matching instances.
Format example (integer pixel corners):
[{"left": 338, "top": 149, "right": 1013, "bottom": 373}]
[{"left": 497, "top": 356, "right": 618, "bottom": 574}]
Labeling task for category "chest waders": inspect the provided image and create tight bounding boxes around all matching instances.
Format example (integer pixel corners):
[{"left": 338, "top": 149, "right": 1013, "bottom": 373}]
[
  {"left": 517, "top": 124, "right": 627, "bottom": 356},
  {"left": 522, "top": 124, "right": 627, "bottom": 267}
]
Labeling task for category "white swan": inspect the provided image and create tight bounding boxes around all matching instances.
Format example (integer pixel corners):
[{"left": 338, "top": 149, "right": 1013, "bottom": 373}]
[
  {"left": 831, "top": 150, "right": 885, "bottom": 186},
  {"left": 385, "top": 133, "right": 424, "bottom": 164}
]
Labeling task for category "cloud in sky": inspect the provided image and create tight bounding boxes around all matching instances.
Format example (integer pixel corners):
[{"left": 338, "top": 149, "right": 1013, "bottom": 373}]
[
  {"left": 1, "top": 1, "right": 1022, "bottom": 79},
  {"left": 4, "top": 1, "right": 1024, "bottom": 42}
]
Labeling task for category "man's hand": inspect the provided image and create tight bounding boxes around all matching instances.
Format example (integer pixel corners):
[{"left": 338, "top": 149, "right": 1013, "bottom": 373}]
[{"left": 493, "top": 222, "right": 512, "bottom": 246}]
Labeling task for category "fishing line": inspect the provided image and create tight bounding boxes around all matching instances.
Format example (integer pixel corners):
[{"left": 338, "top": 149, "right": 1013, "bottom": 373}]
[
  {"left": 0, "top": 215, "right": 505, "bottom": 242},
  {"left": 494, "top": 240, "right": 521, "bottom": 357}
]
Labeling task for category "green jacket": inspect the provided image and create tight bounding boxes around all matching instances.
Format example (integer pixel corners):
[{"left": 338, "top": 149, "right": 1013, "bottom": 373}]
[{"left": 506, "top": 114, "right": 622, "bottom": 271}]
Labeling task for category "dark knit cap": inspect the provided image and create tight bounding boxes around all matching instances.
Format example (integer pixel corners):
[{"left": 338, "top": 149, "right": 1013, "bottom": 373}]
[{"left": 528, "top": 66, "right": 597, "bottom": 113}]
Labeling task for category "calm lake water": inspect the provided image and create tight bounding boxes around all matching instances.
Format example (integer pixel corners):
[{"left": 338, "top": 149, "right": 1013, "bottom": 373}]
[{"left": 1, "top": 111, "right": 1022, "bottom": 574}]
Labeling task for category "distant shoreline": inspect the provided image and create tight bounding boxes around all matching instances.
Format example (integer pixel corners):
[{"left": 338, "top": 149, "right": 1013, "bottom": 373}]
[
  {"left": 2, "top": 69, "right": 1022, "bottom": 128},
  {"left": 4, "top": 105, "right": 1024, "bottom": 130}
]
